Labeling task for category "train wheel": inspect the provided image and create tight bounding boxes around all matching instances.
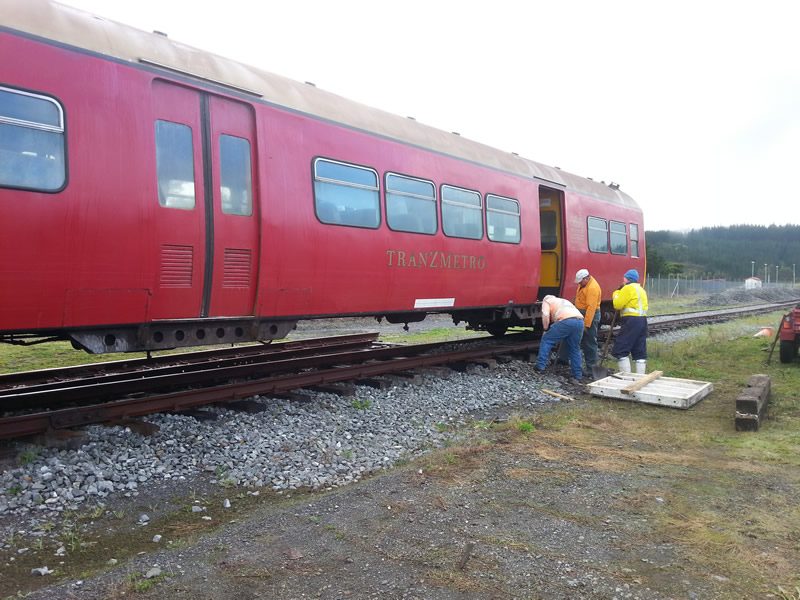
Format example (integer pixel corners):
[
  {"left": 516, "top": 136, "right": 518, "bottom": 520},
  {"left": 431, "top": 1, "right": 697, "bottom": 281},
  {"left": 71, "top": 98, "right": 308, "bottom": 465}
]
[
  {"left": 779, "top": 339, "right": 795, "bottom": 364},
  {"left": 487, "top": 324, "right": 507, "bottom": 337}
]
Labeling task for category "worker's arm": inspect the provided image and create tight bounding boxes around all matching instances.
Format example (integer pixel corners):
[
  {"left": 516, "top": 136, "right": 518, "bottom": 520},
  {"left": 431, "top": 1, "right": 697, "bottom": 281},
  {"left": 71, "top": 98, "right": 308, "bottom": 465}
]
[
  {"left": 541, "top": 299, "right": 551, "bottom": 330},
  {"left": 584, "top": 284, "right": 601, "bottom": 327},
  {"left": 612, "top": 287, "right": 630, "bottom": 311}
]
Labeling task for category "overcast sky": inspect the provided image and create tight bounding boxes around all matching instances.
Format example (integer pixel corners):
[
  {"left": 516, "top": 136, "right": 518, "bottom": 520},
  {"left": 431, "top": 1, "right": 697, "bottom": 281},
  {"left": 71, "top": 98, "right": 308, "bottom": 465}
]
[{"left": 60, "top": 0, "right": 800, "bottom": 232}]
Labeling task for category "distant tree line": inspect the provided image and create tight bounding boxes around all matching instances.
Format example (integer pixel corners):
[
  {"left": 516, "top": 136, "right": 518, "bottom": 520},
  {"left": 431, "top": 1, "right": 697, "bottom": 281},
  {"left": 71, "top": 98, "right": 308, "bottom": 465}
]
[{"left": 645, "top": 224, "right": 800, "bottom": 280}]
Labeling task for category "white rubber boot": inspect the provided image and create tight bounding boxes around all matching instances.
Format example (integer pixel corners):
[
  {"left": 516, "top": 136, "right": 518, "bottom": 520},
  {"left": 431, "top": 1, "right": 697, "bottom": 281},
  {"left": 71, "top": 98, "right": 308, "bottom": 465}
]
[
  {"left": 635, "top": 359, "right": 647, "bottom": 374},
  {"left": 617, "top": 357, "right": 631, "bottom": 373}
]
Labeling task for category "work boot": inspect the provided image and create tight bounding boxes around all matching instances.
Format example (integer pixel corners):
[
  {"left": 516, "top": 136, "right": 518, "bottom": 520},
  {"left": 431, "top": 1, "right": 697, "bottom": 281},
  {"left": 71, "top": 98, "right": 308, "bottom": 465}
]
[
  {"left": 617, "top": 357, "right": 631, "bottom": 373},
  {"left": 635, "top": 359, "right": 647, "bottom": 374}
]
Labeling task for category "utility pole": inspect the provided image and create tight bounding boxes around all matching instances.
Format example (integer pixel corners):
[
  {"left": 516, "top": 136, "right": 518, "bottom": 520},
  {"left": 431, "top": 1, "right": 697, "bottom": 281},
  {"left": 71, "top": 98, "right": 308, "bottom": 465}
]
[
  {"left": 751, "top": 260, "right": 755, "bottom": 278},
  {"left": 794, "top": 263, "right": 796, "bottom": 287},
  {"left": 776, "top": 265, "right": 779, "bottom": 284}
]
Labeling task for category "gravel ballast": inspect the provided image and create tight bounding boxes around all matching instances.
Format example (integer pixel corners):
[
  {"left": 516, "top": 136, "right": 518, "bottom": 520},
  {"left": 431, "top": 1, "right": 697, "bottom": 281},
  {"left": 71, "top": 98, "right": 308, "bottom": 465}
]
[{"left": 0, "top": 359, "right": 568, "bottom": 543}]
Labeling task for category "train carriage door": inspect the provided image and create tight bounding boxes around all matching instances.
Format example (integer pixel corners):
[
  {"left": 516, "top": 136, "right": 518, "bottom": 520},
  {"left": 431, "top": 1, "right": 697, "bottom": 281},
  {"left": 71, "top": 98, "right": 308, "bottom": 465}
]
[
  {"left": 150, "top": 81, "right": 207, "bottom": 320},
  {"left": 538, "top": 187, "right": 564, "bottom": 298},
  {"left": 206, "top": 96, "right": 259, "bottom": 317}
]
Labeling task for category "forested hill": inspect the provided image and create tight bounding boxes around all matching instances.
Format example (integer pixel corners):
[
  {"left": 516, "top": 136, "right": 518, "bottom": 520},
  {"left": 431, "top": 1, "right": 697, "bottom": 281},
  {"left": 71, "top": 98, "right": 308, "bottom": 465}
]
[{"left": 645, "top": 225, "right": 800, "bottom": 279}]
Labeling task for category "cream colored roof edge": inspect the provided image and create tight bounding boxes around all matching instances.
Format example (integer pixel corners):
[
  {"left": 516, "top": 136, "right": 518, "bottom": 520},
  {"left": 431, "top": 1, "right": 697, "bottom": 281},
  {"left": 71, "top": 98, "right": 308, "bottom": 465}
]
[{"left": 3, "top": 0, "right": 640, "bottom": 210}]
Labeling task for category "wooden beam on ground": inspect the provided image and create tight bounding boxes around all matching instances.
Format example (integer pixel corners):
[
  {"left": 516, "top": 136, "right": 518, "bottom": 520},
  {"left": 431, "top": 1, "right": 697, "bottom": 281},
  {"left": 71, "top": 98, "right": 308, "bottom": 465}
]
[
  {"left": 621, "top": 370, "right": 663, "bottom": 395},
  {"left": 735, "top": 374, "right": 771, "bottom": 431},
  {"left": 542, "top": 389, "right": 574, "bottom": 402}
]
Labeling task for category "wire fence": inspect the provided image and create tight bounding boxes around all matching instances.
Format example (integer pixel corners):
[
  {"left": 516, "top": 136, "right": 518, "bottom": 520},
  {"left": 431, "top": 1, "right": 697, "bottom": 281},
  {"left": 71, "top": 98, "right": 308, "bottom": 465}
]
[{"left": 645, "top": 274, "right": 799, "bottom": 297}]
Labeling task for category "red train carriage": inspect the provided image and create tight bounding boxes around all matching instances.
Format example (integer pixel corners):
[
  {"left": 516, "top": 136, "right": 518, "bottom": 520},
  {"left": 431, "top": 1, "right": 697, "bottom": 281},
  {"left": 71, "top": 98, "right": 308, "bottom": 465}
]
[{"left": 0, "top": 0, "right": 645, "bottom": 354}]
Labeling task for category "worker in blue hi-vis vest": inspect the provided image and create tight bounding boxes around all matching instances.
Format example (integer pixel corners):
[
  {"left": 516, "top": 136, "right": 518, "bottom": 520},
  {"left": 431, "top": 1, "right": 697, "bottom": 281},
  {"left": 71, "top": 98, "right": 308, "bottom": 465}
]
[{"left": 611, "top": 269, "right": 649, "bottom": 374}]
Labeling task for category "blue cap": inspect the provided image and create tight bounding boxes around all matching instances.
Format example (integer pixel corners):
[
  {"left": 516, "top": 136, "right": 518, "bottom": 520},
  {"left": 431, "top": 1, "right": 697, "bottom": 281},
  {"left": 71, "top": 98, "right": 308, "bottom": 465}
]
[{"left": 624, "top": 269, "right": 639, "bottom": 282}]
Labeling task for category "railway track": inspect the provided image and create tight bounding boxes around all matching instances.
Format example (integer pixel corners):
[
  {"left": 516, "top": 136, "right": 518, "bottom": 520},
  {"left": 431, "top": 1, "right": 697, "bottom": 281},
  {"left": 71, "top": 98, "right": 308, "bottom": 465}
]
[
  {"left": 646, "top": 300, "right": 798, "bottom": 332},
  {"left": 1, "top": 300, "right": 796, "bottom": 441}
]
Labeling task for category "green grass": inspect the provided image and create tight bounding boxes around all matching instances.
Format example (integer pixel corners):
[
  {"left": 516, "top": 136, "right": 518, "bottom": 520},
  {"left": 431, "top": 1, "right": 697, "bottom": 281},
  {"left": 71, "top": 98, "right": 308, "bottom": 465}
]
[
  {"left": 16, "top": 448, "right": 39, "bottom": 465},
  {"left": 379, "top": 327, "right": 484, "bottom": 345},
  {"left": 644, "top": 293, "right": 768, "bottom": 316},
  {"left": 516, "top": 421, "right": 534, "bottom": 433},
  {"left": 646, "top": 294, "right": 708, "bottom": 316},
  {"left": 570, "top": 307, "right": 800, "bottom": 591},
  {"left": 351, "top": 398, "right": 372, "bottom": 411},
  {"left": 127, "top": 572, "right": 168, "bottom": 593}
]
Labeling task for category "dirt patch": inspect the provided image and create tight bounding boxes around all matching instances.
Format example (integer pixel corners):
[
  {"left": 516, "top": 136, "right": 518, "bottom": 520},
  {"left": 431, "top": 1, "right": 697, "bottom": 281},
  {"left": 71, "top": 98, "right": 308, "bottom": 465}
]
[{"left": 9, "top": 393, "right": 798, "bottom": 600}]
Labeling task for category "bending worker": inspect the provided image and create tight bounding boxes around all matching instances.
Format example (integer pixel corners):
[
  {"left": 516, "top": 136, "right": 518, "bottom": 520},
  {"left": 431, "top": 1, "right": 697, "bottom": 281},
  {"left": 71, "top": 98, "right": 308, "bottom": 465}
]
[
  {"left": 574, "top": 268, "right": 602, "bottom": 369},
  {"left": 535, "top": 295, "right": 584, "bottom": 382},
  {"left": 611, "top": 269, "right": 649, "bottom": 373}
]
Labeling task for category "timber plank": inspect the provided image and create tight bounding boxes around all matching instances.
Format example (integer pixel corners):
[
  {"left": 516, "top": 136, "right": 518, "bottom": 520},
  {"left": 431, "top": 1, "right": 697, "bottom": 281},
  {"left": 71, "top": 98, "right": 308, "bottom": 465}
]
[{"left": 735, "top": 374, "right": 771, "bottom": 431}]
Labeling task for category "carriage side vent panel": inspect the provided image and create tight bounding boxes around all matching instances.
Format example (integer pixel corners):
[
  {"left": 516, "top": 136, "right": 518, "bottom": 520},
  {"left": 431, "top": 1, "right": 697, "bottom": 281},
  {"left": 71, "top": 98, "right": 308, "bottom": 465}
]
[
  {"left": 223, "top": 248, "right": 252, "bottom": 288},
  {"left": 159, "top": 244, "right": 194, "bottom": 288}
]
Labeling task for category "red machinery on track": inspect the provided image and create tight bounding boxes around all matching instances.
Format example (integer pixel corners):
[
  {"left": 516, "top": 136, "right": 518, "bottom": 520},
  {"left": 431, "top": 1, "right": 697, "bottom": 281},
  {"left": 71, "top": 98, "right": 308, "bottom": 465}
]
[
  {"left": 0, "top": 0, "right": 645, "bottom": 354},
  {"left": 779, "top": 306, "right": 800, "bottom": 363}
]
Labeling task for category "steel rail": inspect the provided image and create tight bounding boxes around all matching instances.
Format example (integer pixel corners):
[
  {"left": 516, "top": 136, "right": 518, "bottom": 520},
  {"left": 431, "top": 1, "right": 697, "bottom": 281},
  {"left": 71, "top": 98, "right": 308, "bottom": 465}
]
[
  {"left": 1, "top": 334, "right": 516, "bottom": 409},
  {"left": 646, "top": 301, "right": 797, "bottom": 334},
  {"left": 0, "top": 332, "right": 381, "bottom": 388},
  {"left": 0, "top": 300, "right": 796, "bottom": 440},
  {"left": 0, "top": 336, "right": 537, "bottom": 439}
]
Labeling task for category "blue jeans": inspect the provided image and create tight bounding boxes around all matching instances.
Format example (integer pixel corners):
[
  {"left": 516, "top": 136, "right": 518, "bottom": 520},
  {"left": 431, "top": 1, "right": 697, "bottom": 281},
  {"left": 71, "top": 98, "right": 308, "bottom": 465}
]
[
  {"left": 536, "top": 318, "right": 584, "bottom": 378},
  {"left": 558, "top": 310, "right": 600, "bottom": 367}
]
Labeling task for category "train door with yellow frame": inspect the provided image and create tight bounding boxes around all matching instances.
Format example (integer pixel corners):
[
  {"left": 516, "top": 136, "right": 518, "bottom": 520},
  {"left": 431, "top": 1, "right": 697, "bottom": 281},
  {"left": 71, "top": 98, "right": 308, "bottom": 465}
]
[{"left": 538, "top": 186, "right": 564, "bottom": 298}]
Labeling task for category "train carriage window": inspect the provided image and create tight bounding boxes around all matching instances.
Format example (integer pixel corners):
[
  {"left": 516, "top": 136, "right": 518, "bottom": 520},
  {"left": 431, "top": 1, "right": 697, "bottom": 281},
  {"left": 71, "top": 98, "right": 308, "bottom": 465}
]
[
  {"left": 0, "top": 86, "right": 65, "bottom": 192},
  {"left": 442, "top": 185, "right": 483, "bottom": 239},
  {"left": 386, "top": 173, "right": 436, "bottom": 234},
  {"left": 219, "top": 135, "right": 253, "bottom": 216},
  {"left": 313, "top": 158, "right": 379, "bottom": 228},
  {"left": 610, "top": 220, "right": 627, "bottom": 255},
  {"left": 588, "top": 217, "right": 609, "bottom": 253},
  {"left": 155, "top": 120, "right": 195, "bottom": 210},
  {"left": 630, "top": 223, "right": 640, "bottom": 257},
  {"left": 486, "top": 194, "right": 520, "bottom": 244}
]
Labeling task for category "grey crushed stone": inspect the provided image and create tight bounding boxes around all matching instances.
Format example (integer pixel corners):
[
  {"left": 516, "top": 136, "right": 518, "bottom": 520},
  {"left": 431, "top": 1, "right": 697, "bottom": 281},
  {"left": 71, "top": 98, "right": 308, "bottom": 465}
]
[{"left": 0, "top": 356, "right": 568, "bottom": 544}]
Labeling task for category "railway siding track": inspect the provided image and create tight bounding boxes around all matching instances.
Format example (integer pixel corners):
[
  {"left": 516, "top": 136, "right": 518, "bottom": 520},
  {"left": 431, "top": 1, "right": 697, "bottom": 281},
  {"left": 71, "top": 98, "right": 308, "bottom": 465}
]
[
  {"left": 0, "top": 332, "right": 383, "bottom": 389},
  {"left": 0, "top": 333, "right": 385, "bottom": 410},
  {"left": 0, "top": 336, "right": 537, "bottom": 440},
  {"left": 1, "top": 300, "right": 796, "bottom": 441}
]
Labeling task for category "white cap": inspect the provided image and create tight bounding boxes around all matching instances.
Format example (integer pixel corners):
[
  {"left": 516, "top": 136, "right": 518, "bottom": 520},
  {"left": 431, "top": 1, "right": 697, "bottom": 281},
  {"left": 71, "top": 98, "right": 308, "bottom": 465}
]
[{"left": 575, "top": 269, "right": 589, "bottom": 283}]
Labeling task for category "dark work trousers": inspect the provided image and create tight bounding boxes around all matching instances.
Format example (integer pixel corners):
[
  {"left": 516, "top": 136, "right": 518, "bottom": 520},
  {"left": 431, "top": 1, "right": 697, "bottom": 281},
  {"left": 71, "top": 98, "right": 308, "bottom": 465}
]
[
  {"left": 581, "top": 310, "right": 601, "bottom": 367},
  {"left": 611, "top": 316, "right": 647, "bottom": 360}
]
